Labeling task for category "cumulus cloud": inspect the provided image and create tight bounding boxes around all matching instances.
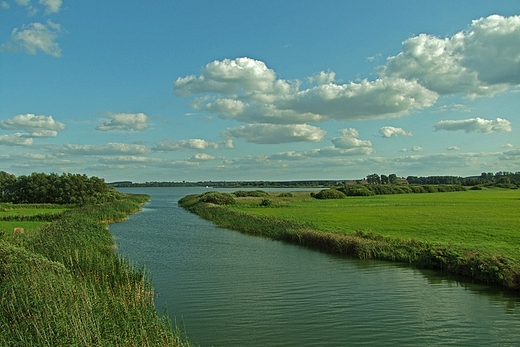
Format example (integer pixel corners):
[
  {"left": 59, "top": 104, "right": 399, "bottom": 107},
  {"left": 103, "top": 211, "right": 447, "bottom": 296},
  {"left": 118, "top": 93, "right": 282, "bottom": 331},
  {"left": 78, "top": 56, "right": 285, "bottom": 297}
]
[
  {"left": 59, "top": 143, "right": 151, "bottom": 156},
  {"left": 434, "top": 117, "right": 512, "bottom": 134},
  {"left": 174, "top": 57, "right": 438, "bottom": 124},
  {"left": 154, "top": 138, "right": 220, "bottom": 151},
  {"left": 0, "top": 133, "right": 33, "bottom": 146},
  {"left": 96, "top": 113, "right": 150, "bottom": 132},
  {"left": 447, "top": 146, "right": 460, "bottom": 151},
  {"left": 411, "top": 146, "right": 425, "bottom": 152},
  {"left": 379, "top": 126, "right": 412, "bottom": 138},
  {"left": 1, "top": 20, "right": 62, "bottom": 57},
  {"left": 308, "top": 71, "right": 336, "bottom": 85},
  {"left": 0, "top": 113, "right": 65, "bottom": 137},
  {"left": 382, "top": 14, "right": 520, "bottom": 97},
  {"left": 223, "top": 124, "right": 326, "bottom": 144},
  {"left": 331, "top": 127, "right": 372, "bottom": 149}
]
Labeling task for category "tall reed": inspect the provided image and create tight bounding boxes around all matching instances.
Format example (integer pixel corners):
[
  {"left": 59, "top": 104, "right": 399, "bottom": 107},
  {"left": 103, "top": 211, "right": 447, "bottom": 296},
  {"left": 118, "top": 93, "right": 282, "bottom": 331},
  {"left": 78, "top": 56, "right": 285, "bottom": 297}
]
[{"left": 0, "top": 194, "right": 195, "bottom": 347}]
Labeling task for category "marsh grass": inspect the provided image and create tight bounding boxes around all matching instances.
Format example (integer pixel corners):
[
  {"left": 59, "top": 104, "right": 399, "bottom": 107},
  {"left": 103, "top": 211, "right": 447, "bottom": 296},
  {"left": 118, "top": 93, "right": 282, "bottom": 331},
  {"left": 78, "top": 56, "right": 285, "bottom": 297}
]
[
  {"left": 179, "top": 189, "right": 520, "bottom": 290},
  {"left": 0, "top": 194, "right": 195, "bottom": 347}
]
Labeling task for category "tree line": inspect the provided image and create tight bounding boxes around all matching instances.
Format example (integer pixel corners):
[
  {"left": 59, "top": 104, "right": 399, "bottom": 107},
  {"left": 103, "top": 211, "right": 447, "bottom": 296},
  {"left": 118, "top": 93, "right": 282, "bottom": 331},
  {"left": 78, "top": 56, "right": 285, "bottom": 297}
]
[{"left": 0, "top": 171, "right": 124, "bottom": 204}]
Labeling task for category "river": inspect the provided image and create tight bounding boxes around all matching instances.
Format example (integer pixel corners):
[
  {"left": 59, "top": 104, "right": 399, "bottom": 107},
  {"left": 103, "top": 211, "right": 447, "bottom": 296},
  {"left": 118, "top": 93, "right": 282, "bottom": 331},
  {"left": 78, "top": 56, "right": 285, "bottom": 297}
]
[{"left": 109, "top": 187, "right": 520, "bottom": 347}]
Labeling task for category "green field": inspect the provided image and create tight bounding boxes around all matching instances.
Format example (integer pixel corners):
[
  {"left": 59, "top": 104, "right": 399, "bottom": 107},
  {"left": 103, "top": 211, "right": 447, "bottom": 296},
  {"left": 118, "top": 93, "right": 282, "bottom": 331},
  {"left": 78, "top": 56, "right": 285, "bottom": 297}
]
[
  {"left": 231, "top": 189, "right": 520, "bottom": 262},
  {"left": 0, "top": 204, "right": 70, "bottom": 236}
]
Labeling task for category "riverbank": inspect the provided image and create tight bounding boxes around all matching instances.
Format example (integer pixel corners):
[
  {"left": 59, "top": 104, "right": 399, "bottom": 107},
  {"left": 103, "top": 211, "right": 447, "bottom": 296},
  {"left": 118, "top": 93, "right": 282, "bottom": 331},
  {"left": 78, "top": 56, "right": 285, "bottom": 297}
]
[
  {"left": 0, "top": 194, "right": 194, "bottom": 346},
  {"left": 178, "top": 190, "right": 520, "bottom": 291}
]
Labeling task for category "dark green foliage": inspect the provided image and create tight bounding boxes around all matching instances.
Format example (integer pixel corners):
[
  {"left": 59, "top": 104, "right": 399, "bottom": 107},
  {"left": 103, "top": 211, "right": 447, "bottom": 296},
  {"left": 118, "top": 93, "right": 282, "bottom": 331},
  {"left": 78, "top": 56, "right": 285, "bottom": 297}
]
[
  {"left": 338, "top": 184, "right": 466, "bottom": 196},
  {"left": 233, "top": 190, "right": 270, "bottom": 197},
  {"left": 340, "top": 185, "right": 375, "bottom": 196},
  {"left": 260, "top": 199, "right": 273, "bottom": 207},
  {"left": 0, "top": 171, "right": 124, "bottom": 205},
  {"left": 278, "top": 192, "right": 293, "bottom": 197},
  {"left": 311, "top": 189, "right": 347, "bottom": 199},
  {"left": 199, "top": 191, "right": 236, "bottom": 205}
]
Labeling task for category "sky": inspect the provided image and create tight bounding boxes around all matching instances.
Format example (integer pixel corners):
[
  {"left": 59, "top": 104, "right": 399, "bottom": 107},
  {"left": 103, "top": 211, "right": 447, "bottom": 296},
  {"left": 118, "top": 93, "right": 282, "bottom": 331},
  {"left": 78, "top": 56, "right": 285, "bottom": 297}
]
[{"left": 0, "top": 1, "right": 519, "bottom": 183}]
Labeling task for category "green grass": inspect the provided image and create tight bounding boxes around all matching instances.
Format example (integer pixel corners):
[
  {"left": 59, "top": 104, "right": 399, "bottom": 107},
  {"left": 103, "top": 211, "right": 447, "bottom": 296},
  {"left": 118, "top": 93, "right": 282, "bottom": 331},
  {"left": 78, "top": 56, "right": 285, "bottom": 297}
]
[
  {"left": 0, "top": 195, "right": 195, "bottom": 347},
  {"left": 232, "top": 189, "right": 520, "bottom": 262}
]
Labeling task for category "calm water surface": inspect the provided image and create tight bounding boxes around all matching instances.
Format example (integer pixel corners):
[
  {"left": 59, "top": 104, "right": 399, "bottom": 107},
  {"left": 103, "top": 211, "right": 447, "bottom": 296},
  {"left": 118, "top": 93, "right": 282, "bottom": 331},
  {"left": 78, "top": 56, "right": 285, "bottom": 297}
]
[{"left": 110, "top": 187, "right": 520, "bottom": 347}]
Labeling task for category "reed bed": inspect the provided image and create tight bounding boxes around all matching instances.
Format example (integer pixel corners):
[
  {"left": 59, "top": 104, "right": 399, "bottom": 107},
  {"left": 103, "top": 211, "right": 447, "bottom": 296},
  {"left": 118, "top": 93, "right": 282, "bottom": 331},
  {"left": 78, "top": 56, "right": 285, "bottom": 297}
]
[{"left": 0, "top": 194, "right": 195, "bottom": 347}]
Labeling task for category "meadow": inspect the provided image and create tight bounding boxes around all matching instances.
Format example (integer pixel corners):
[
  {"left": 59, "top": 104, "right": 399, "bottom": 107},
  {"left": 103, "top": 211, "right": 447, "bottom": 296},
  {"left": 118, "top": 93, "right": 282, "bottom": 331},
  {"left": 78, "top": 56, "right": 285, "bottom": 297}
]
[
  {"left": 179, "top": 188, "right": 520, "bottom": 290},
  {"left": 232, "top": 189, "right": 520, "bottom": 262}
]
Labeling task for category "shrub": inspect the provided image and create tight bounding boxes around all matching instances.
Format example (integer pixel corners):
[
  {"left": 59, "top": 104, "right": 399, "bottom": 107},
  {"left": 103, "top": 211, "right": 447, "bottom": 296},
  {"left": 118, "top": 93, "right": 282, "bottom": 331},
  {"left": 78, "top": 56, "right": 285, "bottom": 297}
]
[
  {"left": 339, "top": 185, "right": 375, "bottom": 196},
  {"left": 233, "top": 190, "right": 270, "bottom": 197},
  {"left": 278, "top": 192, "right": 293, "bottom": 197},
  {"left": 199, "top": 192, "right": 236, "bottom": 205},
  {"left": 311, "top": 189, "right": 346, "bottom": 199},
  {"left": 260, "top": 199, "right": 273, "bottom": 207}
]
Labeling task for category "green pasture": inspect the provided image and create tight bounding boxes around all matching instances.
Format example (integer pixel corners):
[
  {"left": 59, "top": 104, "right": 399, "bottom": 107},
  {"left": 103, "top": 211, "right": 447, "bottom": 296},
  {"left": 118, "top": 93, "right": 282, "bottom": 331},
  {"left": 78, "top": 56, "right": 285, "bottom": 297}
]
[
  {"left": 231, "top": 189, "right": 520, "bottom": 261},
  {"left": 0, "top": 204, "right": 70, "bottom": 236}
]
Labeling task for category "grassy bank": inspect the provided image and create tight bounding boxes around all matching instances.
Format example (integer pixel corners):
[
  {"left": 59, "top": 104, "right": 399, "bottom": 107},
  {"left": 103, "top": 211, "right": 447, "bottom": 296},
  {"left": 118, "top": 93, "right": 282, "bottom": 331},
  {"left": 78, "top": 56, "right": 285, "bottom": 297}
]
[
  {"left": 0, "top": 194, "right": 194, "bottom": 347},
  {"left": 179, "top": 189, "right": 520, "bottom": 290}
]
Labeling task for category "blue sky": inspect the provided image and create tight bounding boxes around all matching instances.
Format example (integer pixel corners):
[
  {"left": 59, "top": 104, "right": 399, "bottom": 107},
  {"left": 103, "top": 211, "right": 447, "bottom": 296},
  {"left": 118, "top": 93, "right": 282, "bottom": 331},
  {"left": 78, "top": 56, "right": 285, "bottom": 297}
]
[{"left": 1, "top": 1, "right": 519, "bottom": 182}]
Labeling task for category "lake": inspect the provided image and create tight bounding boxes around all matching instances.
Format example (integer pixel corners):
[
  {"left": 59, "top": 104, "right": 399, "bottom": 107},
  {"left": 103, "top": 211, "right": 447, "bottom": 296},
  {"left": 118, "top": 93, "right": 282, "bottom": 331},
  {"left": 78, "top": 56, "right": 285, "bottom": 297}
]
[{"left": 110, "top": 187, "right": 520, "bottom": 347}]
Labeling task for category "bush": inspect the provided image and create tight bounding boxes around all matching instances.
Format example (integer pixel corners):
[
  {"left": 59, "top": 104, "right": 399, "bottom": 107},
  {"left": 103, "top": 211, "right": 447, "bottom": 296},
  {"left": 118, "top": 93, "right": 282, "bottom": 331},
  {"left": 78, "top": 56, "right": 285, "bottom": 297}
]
[
  {"left": 199, "top": 192, "right": 236, "bottom": 205},
  {"left": 260, "top": 199, "right": 273, "bottom": 207},
  {"left": 311, "top": 189, "right": 346, "bottom": 199},
  {"left": 278, "top": 192, "right": 293, "bottom": 197},
  {"left": 339, "top": 185, "right": 375, "bottom": 196},
  {"left": 233, "top": 190, "right": 270, "bottom": 197}
]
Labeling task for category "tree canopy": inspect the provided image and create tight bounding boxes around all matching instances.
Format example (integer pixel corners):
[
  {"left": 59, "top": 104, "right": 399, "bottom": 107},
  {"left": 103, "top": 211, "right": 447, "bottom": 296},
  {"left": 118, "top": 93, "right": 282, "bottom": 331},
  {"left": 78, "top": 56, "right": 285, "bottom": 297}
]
[{"left": 0, "top": 172, "right": 124, "bottom": 204}]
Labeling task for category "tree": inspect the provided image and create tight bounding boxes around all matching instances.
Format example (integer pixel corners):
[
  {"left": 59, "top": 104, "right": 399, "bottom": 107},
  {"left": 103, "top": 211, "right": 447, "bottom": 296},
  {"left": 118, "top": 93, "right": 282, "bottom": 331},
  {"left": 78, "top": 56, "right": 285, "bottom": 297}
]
[
  {"left": 388, "top": 174, "right": 398, "bottom": 184},
  {"left": 380, "top": 174, "right": 389, "bottom": 184},
  {"left": 366, "top": 173, "right": 381, "bottom": 184}
]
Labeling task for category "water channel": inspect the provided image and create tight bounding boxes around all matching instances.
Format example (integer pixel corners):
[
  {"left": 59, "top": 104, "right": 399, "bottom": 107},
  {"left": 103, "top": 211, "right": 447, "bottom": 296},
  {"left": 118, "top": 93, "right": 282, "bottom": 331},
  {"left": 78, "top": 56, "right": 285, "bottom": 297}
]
[{"left": 109, "top": 187, "right": 520, "bottom": 347}]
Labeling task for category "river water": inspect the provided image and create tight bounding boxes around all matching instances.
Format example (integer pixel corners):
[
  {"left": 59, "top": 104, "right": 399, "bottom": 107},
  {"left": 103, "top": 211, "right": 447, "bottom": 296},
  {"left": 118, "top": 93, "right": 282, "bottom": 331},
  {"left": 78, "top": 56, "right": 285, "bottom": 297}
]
[{"left": 109, "top": 187, "right": 520, "bottom": 347}]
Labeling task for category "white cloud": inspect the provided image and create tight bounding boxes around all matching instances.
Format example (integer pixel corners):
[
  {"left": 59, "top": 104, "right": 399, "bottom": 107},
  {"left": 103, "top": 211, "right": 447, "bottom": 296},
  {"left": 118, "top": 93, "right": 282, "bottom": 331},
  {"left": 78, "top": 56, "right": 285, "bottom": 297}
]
[
  {"left": 154, "top": 138, "right": 219, "bottom": 151},
  {"left": 190, "top": 153, "right": 216, "bottom": 161},
  {"left": 39, "top": 0, "right": 62, "bottom": 14},
  {"left": 411, "top": 146, "right": 425, "bottom": 152},
  {"left": 96, "top": 113, "right": 150, "bottom": 132},
  {"left": 97, "top": 155, "right": 200, "bottom": 169},
  {"left": 434, "top": 117, "right": 512, "bottom": 134},
  {"left": 502, "top": 143, "right": 514, "bottom": 148},
  {"left": 1, "top": 20, "right": 62, "bottom": 57},
  {"left": 223, "top": 139, "right": 234, "bottom": 149},
  {"left": 59, "top": 143, "right": 151, "bottom": 156},
  {"left": 0, "top": 133, "right": 33, "bottom": 146},
  {"left": 379, "top": 126, "right": 412, "bottom": 138},
  {"left": 382, "top": 14, "right": 520, "bottom": 97},
  {"left": 447, "top": 146, "right": 460, "bottom": 151},
  {"left": 331, "top": 127, "right": 372, "bottom": 149},
  {"left": 174, "top": 57, "right": 438, "bottom": 124},
  {"left": 223, "top": 124, "right": 326, "bottom": 144},
  {"left": 0, "top": 113, "right": 65, "bottom": 137},
  {"left": 308, "top": 71, "right": 336, "bottom": 85}
]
